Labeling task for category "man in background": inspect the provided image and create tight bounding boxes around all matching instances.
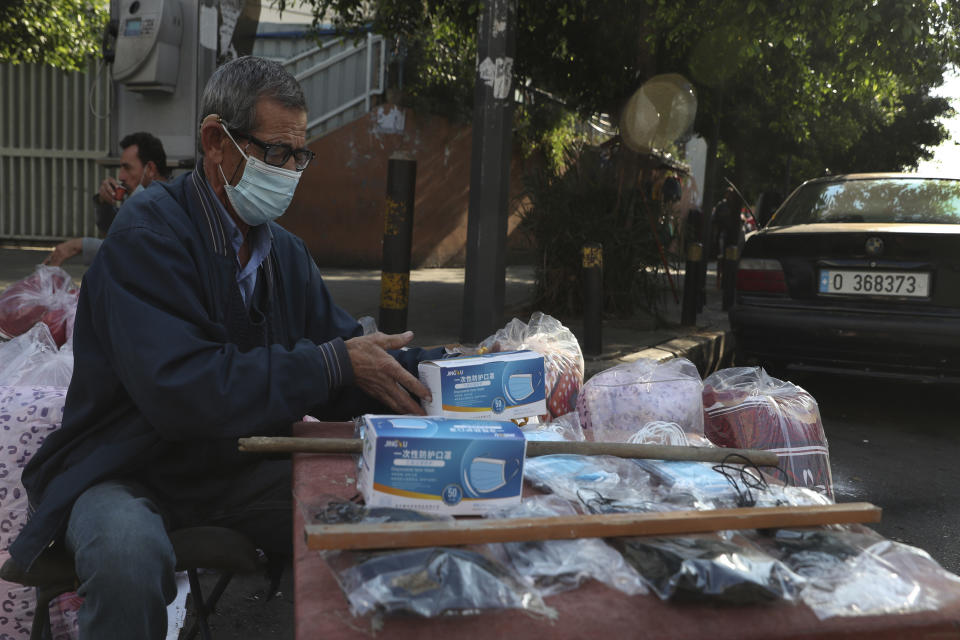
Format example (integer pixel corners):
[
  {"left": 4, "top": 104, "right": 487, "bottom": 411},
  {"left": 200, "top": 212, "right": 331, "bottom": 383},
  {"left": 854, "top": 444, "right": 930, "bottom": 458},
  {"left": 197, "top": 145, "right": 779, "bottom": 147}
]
[{"left": 44, "top": 132, "right": 170, "bottom": 266}]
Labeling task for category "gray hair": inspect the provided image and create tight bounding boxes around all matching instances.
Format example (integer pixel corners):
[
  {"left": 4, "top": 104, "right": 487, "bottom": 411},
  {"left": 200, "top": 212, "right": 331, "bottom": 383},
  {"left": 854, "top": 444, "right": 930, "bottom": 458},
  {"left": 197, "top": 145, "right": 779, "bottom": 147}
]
[{"left": 200, "top": 56, "right": 306, "bottom": 134}]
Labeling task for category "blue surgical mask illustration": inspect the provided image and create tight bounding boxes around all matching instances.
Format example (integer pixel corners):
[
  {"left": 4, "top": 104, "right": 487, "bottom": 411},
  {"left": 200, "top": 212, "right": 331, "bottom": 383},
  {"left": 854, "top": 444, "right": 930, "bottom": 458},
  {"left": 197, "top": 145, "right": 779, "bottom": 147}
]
[
  {"left": 460, "top": 439, "right": 523, "bottom": 498},
  {"left": 463, "top": 455, "right": 522, "bottom": 496},
  {"left": 505, "top": 373, "right": 535, "bottom": 403}
]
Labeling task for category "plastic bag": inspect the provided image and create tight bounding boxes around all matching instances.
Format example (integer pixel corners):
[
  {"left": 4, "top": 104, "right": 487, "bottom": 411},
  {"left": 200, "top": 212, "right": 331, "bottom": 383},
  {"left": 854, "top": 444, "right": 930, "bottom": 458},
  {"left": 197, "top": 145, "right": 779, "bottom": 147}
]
[
  {"left": 328, "top": 546, "right": 556, "bottom": 619},
  {"left": 610, "top": 532, "right": 807, "bottom": 604},
  {"left": 0, "top": 323, "right": 75, "bottom": 388},
  {"left": 519, "top": 411, "right": 586, "bottom": 442},
  {"left": 702, "top": 367, "right": 834, "bottom": 499},
  {"left": 576, "top": 357, "right": 704, "bottom": 442},
  {"left": 313, "top": 497, "right": 557, "bottom": 620},
  {"left": 0, "top": 265, "right": 79, "bottom": 347},
  {"left": 483, "top": 495, "right": 647, "bottom": 596},
  {"left": 759, "top": 527, "right": 960, "bottom": 619},
  {"left": 0, "top": 385, "right": 69, "bottom": 638},
  {"left": 478, "top": 313, "right": 584, "bottom": 422},
  {"left": 522, "top": 454, "right": 681, "bottom": 513},
  {"left": 632, "top": 459, "right": 744, "bottom": 507}
]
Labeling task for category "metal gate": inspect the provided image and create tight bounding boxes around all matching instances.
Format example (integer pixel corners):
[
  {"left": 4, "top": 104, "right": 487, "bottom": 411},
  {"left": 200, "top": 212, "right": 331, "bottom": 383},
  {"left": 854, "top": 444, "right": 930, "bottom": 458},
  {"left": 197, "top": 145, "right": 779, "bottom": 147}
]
[
  {"left": 2, "top": 33, "right": 385, "bottom": 243},
  {"left": 0, "top": 60, "right": 114, "bottom": 243}
]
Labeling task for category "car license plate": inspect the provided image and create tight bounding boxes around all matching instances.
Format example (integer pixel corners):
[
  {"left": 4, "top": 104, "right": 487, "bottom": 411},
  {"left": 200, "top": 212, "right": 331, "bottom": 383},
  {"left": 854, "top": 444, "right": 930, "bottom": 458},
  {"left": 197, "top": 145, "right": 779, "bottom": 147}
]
[{"left": 818, "top": 269, "right": 930, "bottom": 297}]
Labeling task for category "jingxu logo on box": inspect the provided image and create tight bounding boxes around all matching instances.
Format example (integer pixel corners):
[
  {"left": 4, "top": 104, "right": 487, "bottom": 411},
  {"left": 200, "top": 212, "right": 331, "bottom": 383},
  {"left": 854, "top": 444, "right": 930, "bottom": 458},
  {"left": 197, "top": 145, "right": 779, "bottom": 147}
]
[{"left": 418, "top": 350, "right": 546, "bottom": 420}]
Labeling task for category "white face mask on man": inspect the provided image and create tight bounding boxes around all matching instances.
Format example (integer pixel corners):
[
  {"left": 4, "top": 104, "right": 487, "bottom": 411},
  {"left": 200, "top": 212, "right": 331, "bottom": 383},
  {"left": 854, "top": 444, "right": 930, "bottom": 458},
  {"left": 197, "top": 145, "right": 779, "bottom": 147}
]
[
  {"left": 131, "top": 172, "right": 147, "bottom": 197},
  {"left": 218, "top": 125, "right": 301, "bottom": 226}
]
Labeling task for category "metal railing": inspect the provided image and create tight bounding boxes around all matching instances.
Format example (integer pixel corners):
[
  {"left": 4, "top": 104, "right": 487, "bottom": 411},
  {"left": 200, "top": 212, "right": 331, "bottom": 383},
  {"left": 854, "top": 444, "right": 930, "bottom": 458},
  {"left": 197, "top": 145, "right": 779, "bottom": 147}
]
[{"left": 279, "top": 32, "right": 385, "bottom": 141}]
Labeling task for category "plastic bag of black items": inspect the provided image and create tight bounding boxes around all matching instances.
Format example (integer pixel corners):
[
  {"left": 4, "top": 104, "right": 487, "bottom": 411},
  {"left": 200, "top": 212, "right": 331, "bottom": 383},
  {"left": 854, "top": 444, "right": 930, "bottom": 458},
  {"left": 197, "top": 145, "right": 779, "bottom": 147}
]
[
  {"left": 519, "top": 411, "right": 586, "bottom": 442},
  {"left": 309, "top": 496, "right": 453, "bottom": 527},
  {"left": 327, "top": 546, "right": 556, "bottom": 619},
  {"left": 312, "top": 498, "right": 556, "bottom": 619},
  {"left": 610, "top": 533, "right": 807, "bottom": 605},
  {"left": 760, "top": 527, "right": 882, "bottom": 582},
  {"left": 477, "top": 312, "right": 584, "bottom": 423},
  {"left": 758, "top": 527, "right": 960, "bottom": 619},
  {"left": 482, "top": 495, "right": 647, "bottom": 597},
  {"left": 523, "top": 454, "right": 675, "bottom": 513}
]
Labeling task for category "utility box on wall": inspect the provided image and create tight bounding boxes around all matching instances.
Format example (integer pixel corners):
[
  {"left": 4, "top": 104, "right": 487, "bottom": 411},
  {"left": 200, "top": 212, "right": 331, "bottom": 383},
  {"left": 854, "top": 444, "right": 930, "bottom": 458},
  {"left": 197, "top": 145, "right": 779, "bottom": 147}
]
[
  {"left": 111, "top": 0, "right": 259, "bottom": 164},
  {"left": 112, "top": 0, "right": 184, "bottom": 93}
]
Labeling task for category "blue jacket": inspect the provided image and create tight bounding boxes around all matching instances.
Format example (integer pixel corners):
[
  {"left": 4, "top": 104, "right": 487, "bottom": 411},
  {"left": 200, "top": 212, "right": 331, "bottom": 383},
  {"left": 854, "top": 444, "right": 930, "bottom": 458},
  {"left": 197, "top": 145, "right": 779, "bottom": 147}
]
[{"left": 10, "top": 168, "right": 435, "bottom": 568}]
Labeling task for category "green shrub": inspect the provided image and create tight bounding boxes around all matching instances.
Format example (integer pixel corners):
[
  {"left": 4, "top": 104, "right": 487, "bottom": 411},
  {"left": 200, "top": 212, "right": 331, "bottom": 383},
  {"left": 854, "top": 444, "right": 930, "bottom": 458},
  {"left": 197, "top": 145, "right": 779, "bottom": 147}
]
[{"left": 518, "top": 145, "right": 669, "bottom": 319}]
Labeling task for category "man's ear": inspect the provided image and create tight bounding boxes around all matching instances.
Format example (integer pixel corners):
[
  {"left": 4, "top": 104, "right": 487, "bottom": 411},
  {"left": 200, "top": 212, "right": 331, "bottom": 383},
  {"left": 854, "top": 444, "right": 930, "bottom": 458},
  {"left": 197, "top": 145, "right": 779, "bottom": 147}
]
[
  {"left": 143, "top": 161, "right": 156, "bottom": 181},
  {"left": 200, "top": 116, "right": 227, "bottom": 164}
]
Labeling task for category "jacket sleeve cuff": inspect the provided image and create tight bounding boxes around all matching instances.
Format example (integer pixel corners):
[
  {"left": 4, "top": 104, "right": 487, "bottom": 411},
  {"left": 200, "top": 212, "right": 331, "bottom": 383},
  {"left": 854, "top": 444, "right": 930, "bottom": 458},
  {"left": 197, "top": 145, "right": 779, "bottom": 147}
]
[{"left": 318, "top": 337, "right": 354, "bottom": 389}]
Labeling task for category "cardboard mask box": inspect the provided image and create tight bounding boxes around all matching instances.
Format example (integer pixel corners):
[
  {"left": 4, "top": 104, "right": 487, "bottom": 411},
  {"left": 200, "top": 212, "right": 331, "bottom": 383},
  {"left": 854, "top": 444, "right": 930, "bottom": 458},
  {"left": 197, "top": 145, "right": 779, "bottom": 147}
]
[
  {"left": 418, "top": 350, "right": 546, "bottom": 420},
  {"left": 357, "top": 414, "right": 527, "bottom": 515}
]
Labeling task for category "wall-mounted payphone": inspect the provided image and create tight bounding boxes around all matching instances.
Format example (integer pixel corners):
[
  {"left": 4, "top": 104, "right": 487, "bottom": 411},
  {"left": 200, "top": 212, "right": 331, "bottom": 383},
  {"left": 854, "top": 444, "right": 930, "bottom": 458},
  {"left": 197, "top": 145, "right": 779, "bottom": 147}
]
[{"left": 112, "top": 0, "right": 184, "bottom": 92}]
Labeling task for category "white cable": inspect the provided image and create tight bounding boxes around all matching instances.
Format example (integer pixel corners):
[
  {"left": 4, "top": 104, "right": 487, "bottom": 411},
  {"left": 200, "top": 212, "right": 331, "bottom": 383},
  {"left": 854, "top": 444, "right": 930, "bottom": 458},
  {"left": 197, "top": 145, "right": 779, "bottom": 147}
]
[
  {"left": 627, "top": 421, "right": 689, "bottom": 446},
  {"left": 88, "top": 58, "right": 114, "bottom": 120}
]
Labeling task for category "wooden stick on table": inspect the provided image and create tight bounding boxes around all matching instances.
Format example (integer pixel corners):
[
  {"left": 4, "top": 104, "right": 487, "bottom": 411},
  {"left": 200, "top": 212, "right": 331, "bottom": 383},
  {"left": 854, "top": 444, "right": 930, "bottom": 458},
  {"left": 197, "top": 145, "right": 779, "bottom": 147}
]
[
  {"left": 304, "top": 502, "right": 882, "bottom": 551},
  {"left": 238, "top": 436, "right": 781, "bottom": 467}
]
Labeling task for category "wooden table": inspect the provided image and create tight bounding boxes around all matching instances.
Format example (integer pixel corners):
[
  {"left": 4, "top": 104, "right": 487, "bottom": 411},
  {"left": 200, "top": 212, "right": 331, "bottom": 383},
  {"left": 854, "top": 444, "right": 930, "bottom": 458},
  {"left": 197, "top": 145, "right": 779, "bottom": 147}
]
[{"left": 292, "top": 422, "right": 960, "bottom": 639}]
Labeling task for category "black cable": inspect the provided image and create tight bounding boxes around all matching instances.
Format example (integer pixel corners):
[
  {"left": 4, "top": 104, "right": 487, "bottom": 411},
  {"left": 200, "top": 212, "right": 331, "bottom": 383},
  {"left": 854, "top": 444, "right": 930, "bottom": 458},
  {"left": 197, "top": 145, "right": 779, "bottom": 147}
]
[{"left": 711, "top": 452, "right": 789, "bottom": 507}]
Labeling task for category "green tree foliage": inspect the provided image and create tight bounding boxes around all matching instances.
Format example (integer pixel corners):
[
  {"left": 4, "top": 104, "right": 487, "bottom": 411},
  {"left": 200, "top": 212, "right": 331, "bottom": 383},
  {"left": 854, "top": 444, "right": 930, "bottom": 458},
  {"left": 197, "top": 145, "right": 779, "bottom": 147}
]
[
  {"left": 291, "top": 0, "right": 960, "bottom": 316},
  {"left": 0, "top": 0, "right": 108, "bottom": 70},
  {"left": 518, "top": 146, "right": 667, "bottom": 316},
  {"left": 292, "top": 0, "right": 960, "bottom": 187}
]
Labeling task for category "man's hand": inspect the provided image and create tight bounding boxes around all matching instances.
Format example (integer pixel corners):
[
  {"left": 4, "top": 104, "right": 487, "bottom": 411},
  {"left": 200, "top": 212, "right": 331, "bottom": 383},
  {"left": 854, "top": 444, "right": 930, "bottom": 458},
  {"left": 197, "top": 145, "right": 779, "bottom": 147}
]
[
  {"left": 43, "top": 238, "right": 83, "bottom": 266},
  {"left": 97, "top": 176, "right": 120, "bottom": 205},
  {"left": 345, "top": 331, "right": 432, "bottom": 415}
]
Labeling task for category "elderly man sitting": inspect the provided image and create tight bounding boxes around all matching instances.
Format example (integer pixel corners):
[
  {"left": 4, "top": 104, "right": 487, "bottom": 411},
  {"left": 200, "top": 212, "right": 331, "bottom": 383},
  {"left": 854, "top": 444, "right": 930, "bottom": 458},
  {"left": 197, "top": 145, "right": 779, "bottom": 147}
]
[{"left": 10, "top": 56, "right": 440, "bottom": 638}]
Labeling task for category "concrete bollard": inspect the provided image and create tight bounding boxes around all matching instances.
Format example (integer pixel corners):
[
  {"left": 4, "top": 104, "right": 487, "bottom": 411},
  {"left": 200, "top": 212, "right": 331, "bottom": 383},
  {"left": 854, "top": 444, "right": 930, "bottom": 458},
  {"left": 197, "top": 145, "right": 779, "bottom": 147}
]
[
  {"left": 582, "top": 242, "right": 603, "bottom": 356},
  {"left": 379, "top": 155, "right": 417, "bottom": 334}
]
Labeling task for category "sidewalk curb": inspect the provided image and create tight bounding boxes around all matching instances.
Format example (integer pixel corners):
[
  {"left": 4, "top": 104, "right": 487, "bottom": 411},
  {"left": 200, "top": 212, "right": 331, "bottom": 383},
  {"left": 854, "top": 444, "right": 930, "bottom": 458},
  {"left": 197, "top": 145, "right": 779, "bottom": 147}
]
[{"left": 584, "top": 329, "right": 733, "bottom": 381}]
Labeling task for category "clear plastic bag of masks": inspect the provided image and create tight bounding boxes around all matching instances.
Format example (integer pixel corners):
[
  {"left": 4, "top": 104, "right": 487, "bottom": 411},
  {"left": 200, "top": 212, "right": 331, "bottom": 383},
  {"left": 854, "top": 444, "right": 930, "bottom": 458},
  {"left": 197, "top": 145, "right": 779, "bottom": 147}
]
[
  {"left": 752, "top": 525, "right": 960, "bottom": 620},
  {"left": 482, "top": 495, "right": 647, "bottom": 597},
  {"left": 519, "top": 411, "right": 586, "bottom": 442},
  {"left": 522, "top": 454, "right": 695, "bottom": 513},
  {"left": 310, "top": 495, "right": 557, "bottom": 620}
]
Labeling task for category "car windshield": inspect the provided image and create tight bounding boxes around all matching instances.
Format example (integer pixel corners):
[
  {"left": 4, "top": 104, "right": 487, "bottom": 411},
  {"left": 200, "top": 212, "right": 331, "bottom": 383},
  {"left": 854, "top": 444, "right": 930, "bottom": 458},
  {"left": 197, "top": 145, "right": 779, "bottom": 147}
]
[{"left": 770, "top": 178, "right": 960, "bottom": 226}]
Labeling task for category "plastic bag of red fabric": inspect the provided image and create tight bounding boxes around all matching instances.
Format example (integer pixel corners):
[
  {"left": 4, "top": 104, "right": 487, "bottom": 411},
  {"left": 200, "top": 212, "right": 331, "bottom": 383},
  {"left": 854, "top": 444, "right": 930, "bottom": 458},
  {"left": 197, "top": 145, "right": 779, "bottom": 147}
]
[
  {"left": 478, "top": 312, "right": 584, "bottom": 422},
  {"left": 0, "top": 265, "right": 79, "bottom": 347},
  {"left": 702, "top": 367, "right": 834, "bottom": 499},
  {"left": 576, "top": 357, "right": 704, "bottom": 442}
]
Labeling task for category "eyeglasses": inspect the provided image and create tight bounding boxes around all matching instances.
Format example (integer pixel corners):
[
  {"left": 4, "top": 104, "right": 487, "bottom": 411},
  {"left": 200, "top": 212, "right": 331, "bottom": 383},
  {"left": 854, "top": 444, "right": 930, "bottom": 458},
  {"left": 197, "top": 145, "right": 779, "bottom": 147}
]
[{"left": 231, "top": 130, "right": 315, "bottom": 171}]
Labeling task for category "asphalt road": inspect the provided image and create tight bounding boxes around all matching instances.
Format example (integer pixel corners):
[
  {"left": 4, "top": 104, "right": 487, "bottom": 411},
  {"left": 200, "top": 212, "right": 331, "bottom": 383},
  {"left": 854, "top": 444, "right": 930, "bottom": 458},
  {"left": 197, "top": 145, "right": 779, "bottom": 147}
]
[{"left": 791, "top": 372, "right": 960, "bottom": 575}]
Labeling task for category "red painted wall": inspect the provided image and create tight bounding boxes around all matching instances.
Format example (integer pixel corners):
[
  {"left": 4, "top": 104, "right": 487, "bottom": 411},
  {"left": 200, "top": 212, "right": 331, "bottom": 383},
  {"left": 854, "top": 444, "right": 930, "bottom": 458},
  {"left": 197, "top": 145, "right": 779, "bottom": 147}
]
[{"left": 279, "top": 104, "right": 529, "bottom": 268}]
